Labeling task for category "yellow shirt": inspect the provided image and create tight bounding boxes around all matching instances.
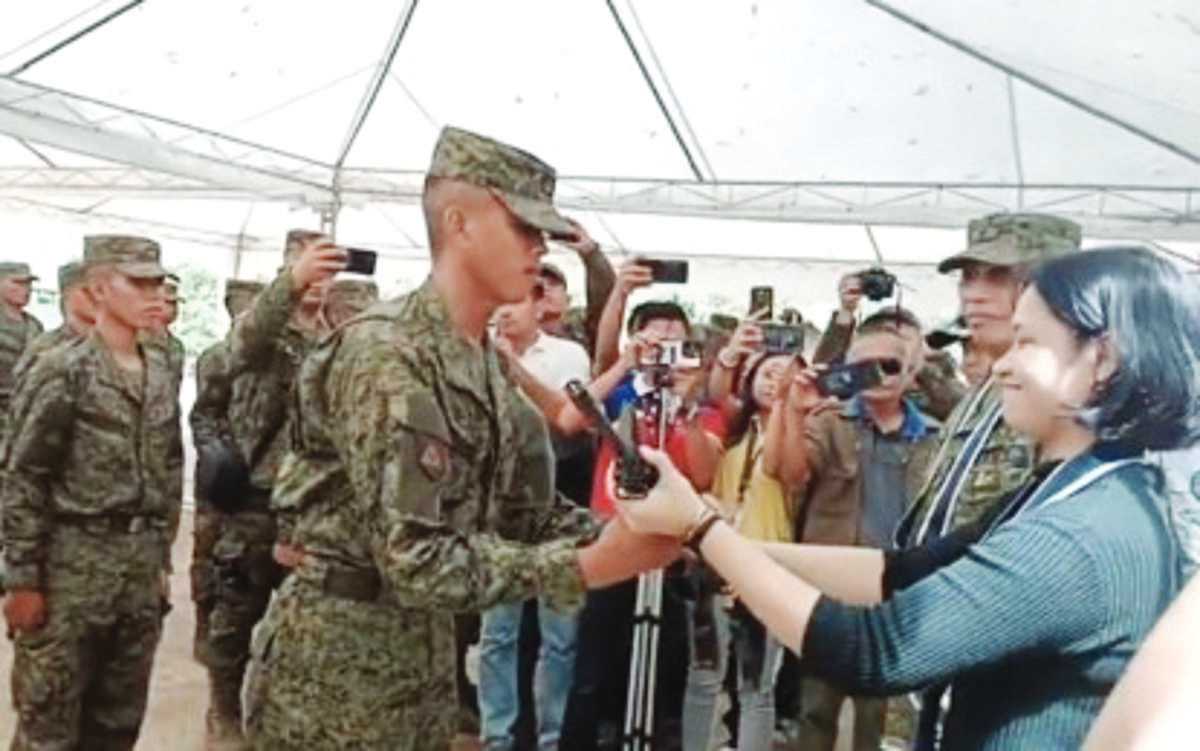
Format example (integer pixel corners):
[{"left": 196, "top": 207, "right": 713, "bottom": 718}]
[{"left": 711, "top": 417, "right": 794, "bottom": 543}]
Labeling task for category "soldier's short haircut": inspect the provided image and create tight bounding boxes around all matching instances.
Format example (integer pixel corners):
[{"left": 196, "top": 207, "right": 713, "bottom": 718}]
[{"left": 858, "top": 306, "right": 922, "bottom": 338}]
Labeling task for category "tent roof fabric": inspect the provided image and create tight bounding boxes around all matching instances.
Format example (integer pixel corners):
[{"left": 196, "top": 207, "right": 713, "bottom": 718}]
[{"left": 0, "top": 0, "right": 1198, "bottom": 254}]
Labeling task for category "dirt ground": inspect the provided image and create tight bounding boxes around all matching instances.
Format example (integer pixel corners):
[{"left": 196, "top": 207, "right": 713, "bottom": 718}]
[{"left": 0, "top": 510, "right": 208, "bottom": 749}]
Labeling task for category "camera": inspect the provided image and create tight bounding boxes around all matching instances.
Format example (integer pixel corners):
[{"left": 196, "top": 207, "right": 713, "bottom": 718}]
[
  {"left": 654, "top": 339, "right": 703, "bottom": 369},
  {"left": 858, "top": 267, "right": 896, "bottom": 301},
  {"left": 815, "top": 361, "right": 884, "bottom": 400}
]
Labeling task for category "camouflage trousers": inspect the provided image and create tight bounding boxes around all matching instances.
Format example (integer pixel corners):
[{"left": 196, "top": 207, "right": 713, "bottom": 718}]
[
  {"left": 244, "top": 569, "right": 458, "bottom": 750},
  {"left": 9, "top": 524, "right": 165, "bottom": 751},
  {"left": 194, "top": 508, "right": 281, "bottom": 732}
]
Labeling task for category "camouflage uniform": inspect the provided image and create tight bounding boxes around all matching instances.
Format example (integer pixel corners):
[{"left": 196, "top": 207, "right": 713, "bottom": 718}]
[
  {"left": 2, "top": 237, "right": 179, "bottom": 751},
  {"left": 895, "top": 213, "right": 1083, "bottom": 546},
  {"left": 243, "top": 127, "right": 595, "bottom": 751},
  {"left": 11, "top": 262, "right": 88, "bottom": 387},
  {"left": 189, "top": 279, "right": 265, "bottom": 674},
  {"left": 325, "top": 278, "right": 379, "bottom": 327},
  {"left": 204, "top": 252, "right": 326, "bottom": 740},
  {"left": 0, "top": 262, "right": 44, "bottom": 439}
]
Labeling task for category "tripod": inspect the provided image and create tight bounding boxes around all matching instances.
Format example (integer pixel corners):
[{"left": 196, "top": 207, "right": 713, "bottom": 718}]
[{"left": 622, "top": 382, "right": 679, "bottom": 751}]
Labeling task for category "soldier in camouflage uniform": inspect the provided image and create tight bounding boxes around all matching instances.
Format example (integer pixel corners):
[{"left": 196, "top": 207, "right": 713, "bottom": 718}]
[
  {"left": 0, "top": 261, "right": 44, "bottom": 439},
  {"left": 187, "top": 278, "right": 265, "bottom": 748},
  {"left": 202, "top": 233, "right": 341, "bottom": 747},
  {"left": 324, "top": 277, "right": 379, "bottom": 327},
  {"left": 889, "top": 213, "right": 1081, "bottom": 751},
  {"left": 242, "top": 126, "right": 679, "bottom": 750},
  {"left": 2, "top": 236, "right": 181, "bottom": 751},
  {"left": 146, "top": 272, "right": 186, "bottom": 389},
  {"left": 11, "top": 261, "right": 95, "bottom": 385}
]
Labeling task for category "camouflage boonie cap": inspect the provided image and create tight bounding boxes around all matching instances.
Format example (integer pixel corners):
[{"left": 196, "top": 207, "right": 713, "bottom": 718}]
[
  {"left": 938, "top": 213, "right": 1081, "bottom": 274},
  {"left": 83, "top": 235, "right": 167, "bottom": 278},
  {"left": 284, "top": 229, "right": 325, "bottom": 263},
  {"left": 57, "top": 261, "right": 85, "bottom": 292},
  {"left": 428, "top": 126, "right": 573, "bottom": 237},
  {"left": 328, "top": 279, "right": 379, "bottom": 309},
  {"left": 0, "top": 261, "right": 37, "bottom": 281}
]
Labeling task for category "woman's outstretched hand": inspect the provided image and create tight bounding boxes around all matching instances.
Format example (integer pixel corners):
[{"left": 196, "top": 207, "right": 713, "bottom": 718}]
[{"left": 615, "top": 447, "right": 709, "bottom": 538}]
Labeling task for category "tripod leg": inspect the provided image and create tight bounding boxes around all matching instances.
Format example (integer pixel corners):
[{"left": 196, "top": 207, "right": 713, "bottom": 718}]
[{"left": 624, "top": 573, "right": 648, "bottom": 751}]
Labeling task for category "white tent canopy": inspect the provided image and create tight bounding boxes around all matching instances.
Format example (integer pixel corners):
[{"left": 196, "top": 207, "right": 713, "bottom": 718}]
[{"left": 0, "top": 0, "right": 1197, "bottom": 327}]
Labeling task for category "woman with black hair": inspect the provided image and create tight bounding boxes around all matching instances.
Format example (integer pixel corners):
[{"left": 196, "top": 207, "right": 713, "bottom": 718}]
[
  {"left": 609, "top": 246, "right": 1200, "bottom": 749},
  {"left": 681, "top": 352, "right": 796, "bottom": 751}
]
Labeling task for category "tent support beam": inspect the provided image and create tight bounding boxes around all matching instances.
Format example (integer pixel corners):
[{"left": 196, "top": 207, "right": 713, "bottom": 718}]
[
  {"left": 0, "top": 76, "right": 334, "bottom": 205},
  {"left": 333, "top": 0, "right": 420, "bottom": 170},
  {"left": 865, "top": 0, "right": 1200, "bottom": 166},
  {"left": 9, "top": 0, "right": 145, "bottom": 76},
  {"left": 605, "top": 0, "right": 706, "bottom": 181},
  {"left": 1005, "top": 75, "right": 1025, "bottom": 209}
]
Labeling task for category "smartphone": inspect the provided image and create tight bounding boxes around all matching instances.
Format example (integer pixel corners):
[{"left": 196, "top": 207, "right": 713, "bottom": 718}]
[
  {"left": 344, "top": 247, "right": 378, "bottom": 276},
  {"left": 641, "top": 259, "right": 689, "bottom": 284},
  {"left": 815, "top": 361, "right": 884, "bottom": 400},
  {"left": 564, "top": 380, "right": 658, "bottom": 497},
  {"left": 749, "top": 286, "right": 773, "bottom": 320},
  {"left": 761, "top": 323, "right": 804, "bottom": 354}
]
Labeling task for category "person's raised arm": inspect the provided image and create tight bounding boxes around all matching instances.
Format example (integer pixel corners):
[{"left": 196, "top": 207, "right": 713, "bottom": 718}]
[
  {"left": 593, "top": 259, "right": 652, "bottom": 374},
  {"left": 557, "top": 219, "right": 616, "bottom": 354},
  {"left": 226, "top": 236, "right": 344, "bottom": 375},
  {"left": 812, "top": 272, "right": 862, "bottom": 365},
  {"left": 707, "top": 316, "right": 765, "bottom": 406}
]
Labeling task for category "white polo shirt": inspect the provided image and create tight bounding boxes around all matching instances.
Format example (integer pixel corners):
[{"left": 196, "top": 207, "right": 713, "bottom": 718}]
[{"left": 519, "top": 332, "right": 591, "bottom": 389}]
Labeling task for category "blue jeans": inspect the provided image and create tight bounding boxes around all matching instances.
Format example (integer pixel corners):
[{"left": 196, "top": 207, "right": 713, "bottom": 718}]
[
  {"left": 682, "top": 598, "right": 783, "bottom": 751},
  {"left": 479, "top": 599, "right": 579, "bottom": 751}
]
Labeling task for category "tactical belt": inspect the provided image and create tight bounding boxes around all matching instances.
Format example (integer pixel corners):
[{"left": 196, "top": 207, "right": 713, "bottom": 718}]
[
  {"left": 55, "top": 513, "right": 166, "bottom": 535},
  {"left": 321, "top": 567, "right": 383, "bottom": 603}
]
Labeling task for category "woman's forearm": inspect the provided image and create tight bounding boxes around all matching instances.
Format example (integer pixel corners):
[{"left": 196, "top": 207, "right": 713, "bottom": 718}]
[
  {"left": 757, "top": 542, "right": 885, "bottom": 606},
  {"left": 695, "top": 521, "right": 822, "bottom": 653}
]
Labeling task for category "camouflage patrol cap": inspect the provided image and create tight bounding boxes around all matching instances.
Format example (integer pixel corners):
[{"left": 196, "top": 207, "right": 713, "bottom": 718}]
[
  {"left": 283, "top": 229, "right": 325, "bottom": 263},
  {"left": 938, "top": 213, "right": 1081, "bottom": 274},
  {"left": 163, "top": 273, "right": 181, "bottom": 302},
  {"left": 224, "top": 279, "right": 266, "bottom": 298},
  {"left": 538, "top": 262, "right": 567, "bottom": 287},
  {"left": 0, "top": 261, "right": 37, "bottom": 281},
  {"left": 83, "top": 235, "right": 167, "bottom": 278},
  {"left": 427, "top": 126, "right": 573, "bottom": 237},
  {"left": 57, "top": 261, "right": 85, "bottom": 292},
  {"left": 327, "top": 278, "right": 379, "bottom": 309}
]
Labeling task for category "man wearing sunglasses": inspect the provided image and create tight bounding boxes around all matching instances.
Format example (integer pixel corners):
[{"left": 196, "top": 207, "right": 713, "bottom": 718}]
[{"left": 770, "top": 309, "right": 940, "bottom": 751}]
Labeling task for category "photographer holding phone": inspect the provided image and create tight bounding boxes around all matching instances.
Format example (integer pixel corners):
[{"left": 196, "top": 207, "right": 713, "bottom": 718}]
[
  {"left": 768, "top": 311, "right": 939, "bottom": 751},
  {"left": 196, "top": 229, "right": 345, "bottom": 744}
]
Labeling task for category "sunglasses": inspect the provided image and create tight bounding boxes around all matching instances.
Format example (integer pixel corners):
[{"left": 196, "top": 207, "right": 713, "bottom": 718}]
[{"left": 857, "top": 357, "right": 904, "bottom": 376}]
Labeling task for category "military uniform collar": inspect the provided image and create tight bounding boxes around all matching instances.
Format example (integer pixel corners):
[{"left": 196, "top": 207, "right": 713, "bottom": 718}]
[{"left": 412, "top": 277, "right": 506, "bottom": 402}]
